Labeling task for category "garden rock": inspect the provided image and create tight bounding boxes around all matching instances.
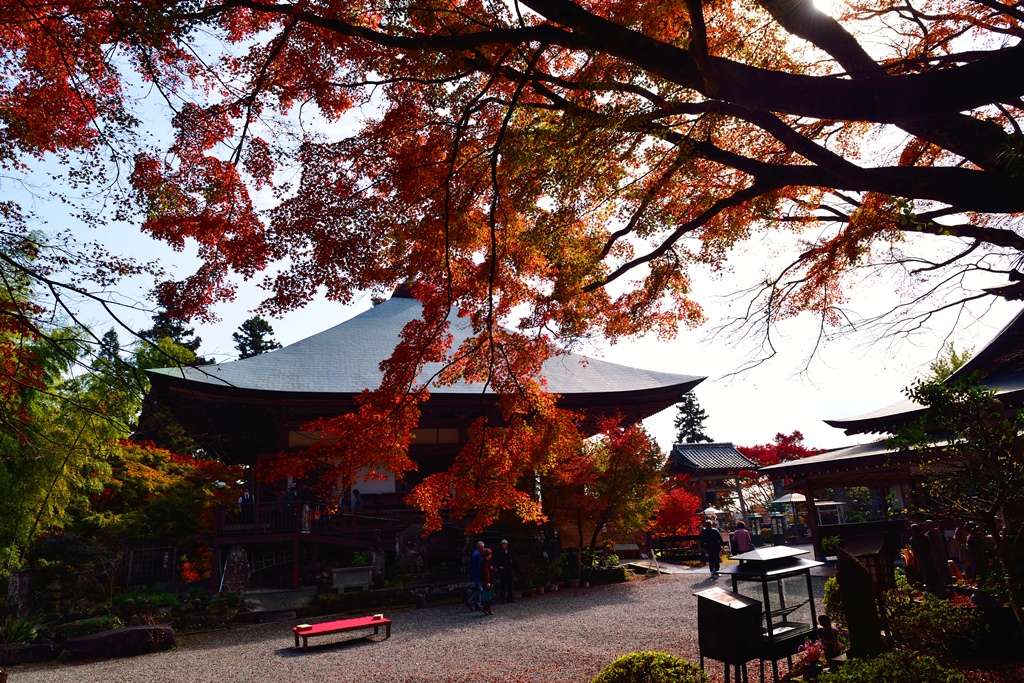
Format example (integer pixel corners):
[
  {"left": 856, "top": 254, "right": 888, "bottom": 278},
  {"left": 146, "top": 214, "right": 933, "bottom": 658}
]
[
  {"left": 0, "top": 642, "right": 57, "bottom": 666},
  {"left": 64, "top": 625, "right": 176, "bottom": 659},
  {"left": 7, "top": 569, "right": 35, "bottom": 617},
  {"left": 221, "top": 545, "right": 250, "bottom": 599}
]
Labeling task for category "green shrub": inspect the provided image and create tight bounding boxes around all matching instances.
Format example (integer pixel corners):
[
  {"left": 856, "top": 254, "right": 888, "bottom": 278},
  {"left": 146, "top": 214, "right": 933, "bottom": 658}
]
[
  {"left": 886, "top": 578, "right": 983, "bottom": 660},
  {"left": 210, "top": 591, "right": 242, "bottom": 609},
  {"left": 822, "top": 576, "right": 845, "bottom": 631},
  {"left": 591, "top": 651, "right": 707, "bottom": 683},
  {"left": 548, "top": 551, "right": 568, "bottom": 581},
  {"left": 0, "top": 616, "right": 39, "bottom": 644},
  {"left": 351, "top": 551, "right": 370, "bottom": 566},
  {"left": 186, "top": 587, "right": 210, "bottom": 600},
  {"left": 818, "top": 650, "right": 964, "bottom": 683},
  {"left": 820, "top": 536, "right": 843, "bottom": 555},
  {"left": 760, "top": 528, "right": 774, "bottom": 543},
  {"left": 113, "top": 589, "right": 182, "bottom": 608},
  {"left": 54, "top": 615, "right": 125, "bottom": 641}
]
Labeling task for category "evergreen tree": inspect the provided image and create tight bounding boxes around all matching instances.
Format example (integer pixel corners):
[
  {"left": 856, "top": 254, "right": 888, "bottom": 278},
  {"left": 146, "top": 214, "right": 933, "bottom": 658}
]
[
  {"left": 137, "top": 307, "right": 213, "bottom": 366},
  {"left": 673, "top": 393, "right": 712, "bottom": 444},
  {"left": 232, "top": 316, "right": 282, "bottom": 359}
]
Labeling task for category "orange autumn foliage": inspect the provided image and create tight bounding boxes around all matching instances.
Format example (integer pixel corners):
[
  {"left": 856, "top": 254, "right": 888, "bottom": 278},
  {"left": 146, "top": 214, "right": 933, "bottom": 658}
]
[{"left": 5, "top": 0, "right": 1024, "bottom": 526}]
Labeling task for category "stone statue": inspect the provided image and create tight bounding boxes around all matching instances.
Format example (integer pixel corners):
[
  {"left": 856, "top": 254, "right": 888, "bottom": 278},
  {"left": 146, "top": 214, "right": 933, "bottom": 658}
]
[
  {"left": 394, "top": 525, "right": 426, "bottom": 575},
  {"left": 817, "top": 614, "right": 841, "bottom": 659},
  {"left": 909, "top": 523, "right": 948, "bottom": 596},
  {"left": 835, "top": 548, "right": 885, "bottom": 658}
]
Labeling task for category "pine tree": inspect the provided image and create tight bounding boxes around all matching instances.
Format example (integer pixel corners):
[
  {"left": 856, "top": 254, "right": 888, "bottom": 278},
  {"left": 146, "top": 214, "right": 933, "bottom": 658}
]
[
  {"left": 232, "top": 316, "right": 282, "bottom": 359},
  {"left": 673, "top": 393, "right": 712, "bottom": 444},
  {"left": 138, "top": 308, "right": 213, "bottom": 366}
]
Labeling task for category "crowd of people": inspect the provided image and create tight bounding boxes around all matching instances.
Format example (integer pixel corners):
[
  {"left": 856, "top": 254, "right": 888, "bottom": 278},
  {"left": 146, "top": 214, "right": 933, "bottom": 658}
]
[{"left": 233, "top": 482, "right": 369, "bottom": 531}]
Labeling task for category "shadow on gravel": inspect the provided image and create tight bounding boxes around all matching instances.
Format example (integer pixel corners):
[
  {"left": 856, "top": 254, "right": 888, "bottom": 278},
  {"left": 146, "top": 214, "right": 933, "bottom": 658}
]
[{"left": 276, "top": 635, "right": 388, "bottom": 658}]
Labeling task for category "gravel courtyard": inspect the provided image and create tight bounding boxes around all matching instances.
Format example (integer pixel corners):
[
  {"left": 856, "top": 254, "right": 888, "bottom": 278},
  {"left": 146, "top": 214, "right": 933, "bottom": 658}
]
[{"left": 11, "top": 569, "right": 826, "bottom": 683}]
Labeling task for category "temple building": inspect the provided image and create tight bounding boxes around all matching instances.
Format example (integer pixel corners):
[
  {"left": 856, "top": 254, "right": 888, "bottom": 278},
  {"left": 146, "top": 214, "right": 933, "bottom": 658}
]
[
  {"left": 762, "top": 308, "right": 1024, "bottom": 560},
  {"left": 145, "top": 287, "right": 704, "bottom": 587},
  {"left": 667, "top": 442, "right": 757, "bottom": 517}
]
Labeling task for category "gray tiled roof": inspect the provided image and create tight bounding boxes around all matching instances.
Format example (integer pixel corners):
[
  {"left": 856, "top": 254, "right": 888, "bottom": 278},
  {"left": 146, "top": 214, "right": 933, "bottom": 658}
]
[
  {"left": 668, "top": 442, "right": 757, "bottom": 474},
  {"left": 824, "top": 369, "right": 1024, "bottom": 434},
  {"left": 757, "top": 438, "right": 930, "bottom": 482},
  {"left": 759, "top": 440, "right": 894, "bottom": 475},
  {"left": 147, "top": 293, "right": 702, "bottom": 396}
]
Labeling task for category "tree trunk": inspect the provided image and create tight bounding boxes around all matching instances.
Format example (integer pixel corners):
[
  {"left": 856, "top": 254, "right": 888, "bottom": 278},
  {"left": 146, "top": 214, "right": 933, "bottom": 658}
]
[{"left": 988, "top": 520, "right": 1024, "bottom": 637}]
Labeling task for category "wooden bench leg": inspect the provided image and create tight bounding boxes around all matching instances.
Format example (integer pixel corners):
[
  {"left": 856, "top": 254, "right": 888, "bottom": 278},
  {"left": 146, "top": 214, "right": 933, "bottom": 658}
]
[
  {"left": 385, "top": 623, "right": 391, "bottom": 638},
  {"left": 294, "top": 632, "right": 300, "bottom": 648}
]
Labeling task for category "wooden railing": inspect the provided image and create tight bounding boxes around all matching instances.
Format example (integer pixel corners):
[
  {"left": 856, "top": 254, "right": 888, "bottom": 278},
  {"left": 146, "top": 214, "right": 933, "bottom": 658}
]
[{"left": 216, "top": 502, "right": 430, "bottom": 542}]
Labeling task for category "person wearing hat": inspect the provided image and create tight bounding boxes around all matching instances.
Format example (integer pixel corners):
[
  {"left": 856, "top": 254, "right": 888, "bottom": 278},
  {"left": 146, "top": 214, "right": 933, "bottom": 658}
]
[{"left": 495, "top": 539, "right": 519, "bottom": 603}]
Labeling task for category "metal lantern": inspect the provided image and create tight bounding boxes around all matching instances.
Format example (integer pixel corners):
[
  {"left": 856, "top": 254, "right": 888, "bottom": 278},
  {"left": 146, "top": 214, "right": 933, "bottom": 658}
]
[
  {"left": 769, "top": 512, "right": 786, "bottom": 545},
  {"left": 748, "top": 513, "right": 763, "bottom": 535},
  {"left": 720, "top": 545, "right": 824, "bottom": 681}
]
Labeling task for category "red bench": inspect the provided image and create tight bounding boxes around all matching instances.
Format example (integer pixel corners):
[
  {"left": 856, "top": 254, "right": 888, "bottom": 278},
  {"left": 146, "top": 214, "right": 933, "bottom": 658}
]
[{"left": 292, "top": 615, "right": 392, "bottom": 649}]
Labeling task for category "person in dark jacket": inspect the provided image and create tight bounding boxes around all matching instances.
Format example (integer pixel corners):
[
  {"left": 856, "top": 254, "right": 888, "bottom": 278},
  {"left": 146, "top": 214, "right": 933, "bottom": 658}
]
[
  {"left": 480, "top": 548, "right": 494, "bottom": 615},
  {"left": 465, "top": 541, "right": 485, "bottom": 611},
  {"left": 700, "top": 521, "right": 724, "bottom": 575},
  {"left": 494, "top": 539, "right": 518, "bottom": 603}
]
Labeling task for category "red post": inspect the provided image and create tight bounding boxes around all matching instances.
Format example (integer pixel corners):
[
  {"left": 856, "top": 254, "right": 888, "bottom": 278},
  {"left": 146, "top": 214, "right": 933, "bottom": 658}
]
[{"left": 211, "top": 537, "right": 221, "bottom": 592}]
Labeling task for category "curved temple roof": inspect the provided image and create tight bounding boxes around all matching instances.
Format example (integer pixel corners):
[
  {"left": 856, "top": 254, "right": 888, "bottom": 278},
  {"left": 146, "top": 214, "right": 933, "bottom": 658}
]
[
  {"left": 667, "top": 442, "right": 757, "bottom": 477},
  {"left": 147, "top": 291, "right": 703, "bottom": 400},
  {"left": 825, "top": 306, "right": 1024, "bottom": 435}
]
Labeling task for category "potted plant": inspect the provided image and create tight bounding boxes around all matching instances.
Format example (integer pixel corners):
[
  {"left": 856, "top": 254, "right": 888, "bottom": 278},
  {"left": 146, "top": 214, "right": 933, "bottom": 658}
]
[{"left": 820, "top": 536, "right": 843, "bottom": 557}]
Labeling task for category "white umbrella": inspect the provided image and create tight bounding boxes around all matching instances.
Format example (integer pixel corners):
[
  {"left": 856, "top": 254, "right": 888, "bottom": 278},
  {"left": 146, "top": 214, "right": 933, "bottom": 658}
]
[
  {"left": 771, "top": 493, "right": 806, "bottom": 504},
  {"left": 702, "top": 506, "right": 724, "bottom": 514}
]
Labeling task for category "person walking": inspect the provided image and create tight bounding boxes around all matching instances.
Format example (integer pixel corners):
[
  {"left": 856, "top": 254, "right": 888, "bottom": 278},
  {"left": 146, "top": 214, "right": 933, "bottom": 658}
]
[
  {"left": 465, "top": 541, "right": 485, "bottom": 611},
  {"left": 480, "top": 548, "right": 495, "bottom": 615},
  {"left": 700, "top": 521, "right": 724, "bottom": 575},
  {"left": 495, "top": 539, "right": 518, "bottom": 603},
  {"left": 733, "top": 521, "right": 753, "bottom": 553}
]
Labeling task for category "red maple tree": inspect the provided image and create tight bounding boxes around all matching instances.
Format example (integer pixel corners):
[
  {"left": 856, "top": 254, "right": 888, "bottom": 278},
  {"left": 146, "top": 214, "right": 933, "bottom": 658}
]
[
  {"left": 4, "top": 0, "right": 1023, "bottom": 525},
  {"left": 738, "top": 431, "right": 824, "bottom": 468},
  {"left": 652, "top": 483, "right": 703, "bottom": 538}
]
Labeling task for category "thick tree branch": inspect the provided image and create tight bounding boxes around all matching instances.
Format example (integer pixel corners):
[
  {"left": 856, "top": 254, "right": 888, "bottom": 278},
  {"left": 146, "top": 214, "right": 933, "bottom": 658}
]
[
  {"left": 968, "top": 0, "right": 1024, "bottom": 24},
  {"left": 519, "top": 0, "right": 1024, "bottom": 123},
  {"left": 214, "top": 0, "right": 1024, "bottom": 127},
  {"left": 757, "top": 0, "right": 1014, "bottom": 169}
]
